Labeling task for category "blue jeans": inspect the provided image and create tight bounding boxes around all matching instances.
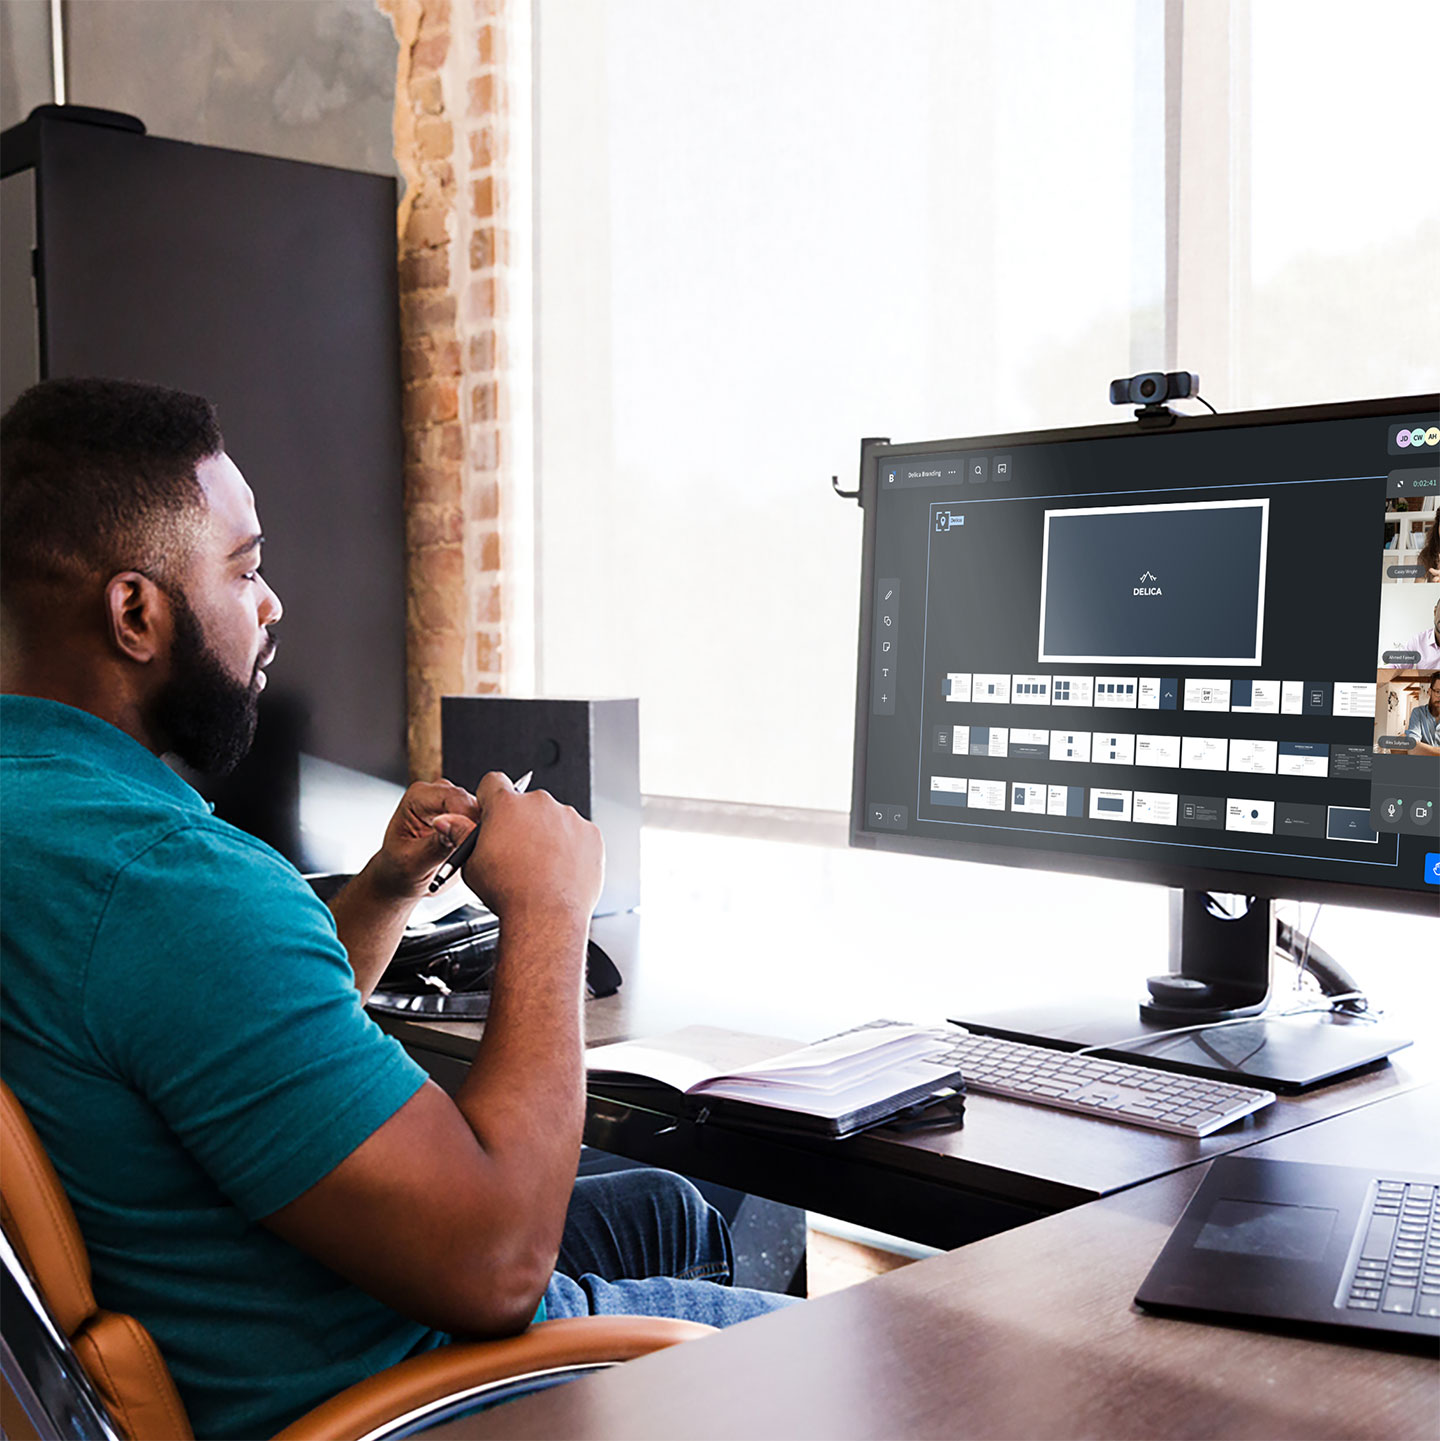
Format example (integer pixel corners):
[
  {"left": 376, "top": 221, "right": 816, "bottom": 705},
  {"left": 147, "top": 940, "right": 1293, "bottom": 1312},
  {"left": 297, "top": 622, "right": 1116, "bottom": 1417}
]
[{"left": 541, "top": 1168, "right": 799, "bottom": 1327}]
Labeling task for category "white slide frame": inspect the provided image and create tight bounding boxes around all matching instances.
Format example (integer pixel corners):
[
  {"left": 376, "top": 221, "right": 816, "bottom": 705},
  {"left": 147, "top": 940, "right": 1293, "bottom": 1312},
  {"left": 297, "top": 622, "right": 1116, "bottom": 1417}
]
[{"left": 1037, "top": 498, "right": 1270, "bottom": 667}]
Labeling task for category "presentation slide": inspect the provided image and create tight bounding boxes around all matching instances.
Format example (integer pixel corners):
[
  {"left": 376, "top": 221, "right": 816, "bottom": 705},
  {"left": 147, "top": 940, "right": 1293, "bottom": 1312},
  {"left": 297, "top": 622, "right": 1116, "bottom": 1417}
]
[{"left": 1038, "top": 499, "right": 1268, "bottom": 665}]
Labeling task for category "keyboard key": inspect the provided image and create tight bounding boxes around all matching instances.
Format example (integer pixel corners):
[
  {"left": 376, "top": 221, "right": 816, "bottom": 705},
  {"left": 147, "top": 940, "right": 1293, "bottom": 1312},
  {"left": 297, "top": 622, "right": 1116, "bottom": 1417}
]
[
  {"left": 1382, "top": 1288, "right": 1418, "bottom": 1314},
  {"left": 1182, "top": 1111, "right": 1224, "bottom": 1130},
  {"left": 1361, "top": 1214, "right": 1397, "bottom": 1260},
  {"left": 1347, "top": 1298, "right": 1380, "bottom": 1310}
]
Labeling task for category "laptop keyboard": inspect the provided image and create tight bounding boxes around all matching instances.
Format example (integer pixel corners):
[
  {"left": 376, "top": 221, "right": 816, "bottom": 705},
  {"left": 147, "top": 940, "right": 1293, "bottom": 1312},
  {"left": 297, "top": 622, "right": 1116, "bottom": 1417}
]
[
  {"left": 928, "top": 1028, "right": 1275, "bottom": 1137},
  {"left": 1342, "top": 1179, "right": 1440, "bottom": 1318}
]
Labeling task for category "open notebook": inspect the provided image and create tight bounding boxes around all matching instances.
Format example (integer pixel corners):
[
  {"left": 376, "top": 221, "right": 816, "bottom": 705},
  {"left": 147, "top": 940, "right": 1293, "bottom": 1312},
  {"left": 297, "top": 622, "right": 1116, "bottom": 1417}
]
[{"left": 585, "top": 1022, "right": 965, "bottom": 1139}]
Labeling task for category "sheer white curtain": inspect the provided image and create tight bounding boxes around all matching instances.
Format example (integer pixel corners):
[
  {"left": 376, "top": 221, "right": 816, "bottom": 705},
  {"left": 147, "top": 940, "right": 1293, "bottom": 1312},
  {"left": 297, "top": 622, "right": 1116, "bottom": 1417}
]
[
  {"left": 534, "top": 0, "right": 1149, "bottom": 810},
  {"left": 530, "top": 0, "right": 1438, "bottom": 814},
  {"left": 1237, "top": 0, "right": 1439, "bottom": 409}
]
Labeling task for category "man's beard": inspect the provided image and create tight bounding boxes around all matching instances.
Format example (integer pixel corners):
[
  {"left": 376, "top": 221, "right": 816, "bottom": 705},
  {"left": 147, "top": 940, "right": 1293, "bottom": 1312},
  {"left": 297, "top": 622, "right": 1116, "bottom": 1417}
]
[{"left": 151, "top": 589, "right": 267, "bottom": 776}]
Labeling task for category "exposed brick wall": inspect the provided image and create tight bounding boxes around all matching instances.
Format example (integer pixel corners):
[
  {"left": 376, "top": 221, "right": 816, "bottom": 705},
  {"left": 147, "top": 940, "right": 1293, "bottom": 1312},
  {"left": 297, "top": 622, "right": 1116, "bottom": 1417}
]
[{"left": 378, "top": 0, "right": 512, "bottom": 782}]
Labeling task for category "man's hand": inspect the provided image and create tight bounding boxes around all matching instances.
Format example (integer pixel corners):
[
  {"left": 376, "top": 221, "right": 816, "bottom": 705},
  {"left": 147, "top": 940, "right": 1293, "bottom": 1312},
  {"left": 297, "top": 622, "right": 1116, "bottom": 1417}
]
[
  {"left": 369, "top": 780, "right": 483, "bottom": 901},
  {"left": 461, "top": 772, "right": 605, "bottom": 923},
  {"left": 328, "top": 780, "right": 481, "bottom": 998}
]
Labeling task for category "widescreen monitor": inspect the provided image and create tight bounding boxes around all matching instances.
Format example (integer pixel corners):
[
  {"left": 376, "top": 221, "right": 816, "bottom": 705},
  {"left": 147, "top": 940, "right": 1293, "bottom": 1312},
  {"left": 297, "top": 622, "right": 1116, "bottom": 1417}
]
[{"left": 850, "top": 394, "right": 1439, "bottom": 1083}]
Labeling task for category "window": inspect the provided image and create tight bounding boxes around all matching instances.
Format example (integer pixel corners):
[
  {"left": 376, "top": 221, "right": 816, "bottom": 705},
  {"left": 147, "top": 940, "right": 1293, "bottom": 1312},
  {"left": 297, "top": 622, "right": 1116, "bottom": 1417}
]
[{"left": 530, "top": 0, "right": 1439, "bottom": 816}]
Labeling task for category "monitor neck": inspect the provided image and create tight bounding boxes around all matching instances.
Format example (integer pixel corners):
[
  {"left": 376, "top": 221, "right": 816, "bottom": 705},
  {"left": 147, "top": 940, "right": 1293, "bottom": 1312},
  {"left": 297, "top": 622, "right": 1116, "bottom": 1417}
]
[{"left": 1140, "top": 891, "right": 1272, "bottom": 1024}]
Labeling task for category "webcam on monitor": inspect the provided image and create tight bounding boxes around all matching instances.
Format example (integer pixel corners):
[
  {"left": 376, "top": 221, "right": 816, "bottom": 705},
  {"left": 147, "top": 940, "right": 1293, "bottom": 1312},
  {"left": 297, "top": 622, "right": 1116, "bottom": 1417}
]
[{"left": 1109, "top": 370, "right": 1201, "bottom": 408}]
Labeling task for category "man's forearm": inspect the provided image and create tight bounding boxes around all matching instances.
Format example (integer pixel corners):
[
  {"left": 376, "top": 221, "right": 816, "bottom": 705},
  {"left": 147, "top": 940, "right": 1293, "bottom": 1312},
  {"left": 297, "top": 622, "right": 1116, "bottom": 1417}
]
[
  {"left": 457, "top": 906, "right": 588, "bottom": 1148},
  {"left": 328, "top": 859, "right": 418, "bottom": 1000},
  {"left": 452, "top": 906, "right": 590, "bottom": 1276}
]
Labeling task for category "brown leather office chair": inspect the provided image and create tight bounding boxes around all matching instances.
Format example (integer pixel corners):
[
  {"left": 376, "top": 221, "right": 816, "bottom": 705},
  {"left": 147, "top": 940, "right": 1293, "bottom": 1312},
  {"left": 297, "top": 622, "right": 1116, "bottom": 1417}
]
[{"left": 0, "top": 1080, "right": 711, "bottom": 1440}]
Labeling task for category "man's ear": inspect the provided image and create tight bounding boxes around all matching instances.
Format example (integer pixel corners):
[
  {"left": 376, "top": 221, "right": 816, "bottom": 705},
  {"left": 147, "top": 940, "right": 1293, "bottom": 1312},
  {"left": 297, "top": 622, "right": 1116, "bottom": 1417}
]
[{"left": 104, "top": 572, "right": 171, "bottom": 664}]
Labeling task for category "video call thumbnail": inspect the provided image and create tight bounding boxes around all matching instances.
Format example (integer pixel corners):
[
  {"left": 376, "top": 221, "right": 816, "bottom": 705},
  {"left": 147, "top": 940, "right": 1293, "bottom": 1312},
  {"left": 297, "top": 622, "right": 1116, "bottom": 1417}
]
[
  {"left": 1373, "top": 670, "right": 1439, "bottom": 755},
  {"left": 1380, "top": 492, "right": 1437, "bottom": 586}
]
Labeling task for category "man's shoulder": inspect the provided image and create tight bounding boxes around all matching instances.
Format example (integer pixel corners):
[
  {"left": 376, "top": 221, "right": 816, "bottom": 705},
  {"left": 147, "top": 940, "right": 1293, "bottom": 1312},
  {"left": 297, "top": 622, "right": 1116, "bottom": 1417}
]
[
  {"left": 2, "top": 700, "right": 210, "bottom": 860},
  {"left": 3, "top": 749, "right": 323, "bottom": 972},
  {"left": 109, "top": 815, "right": 324, "bottom": 936},
  {"left": 5, "top": 751, "right": 288, "bottom": 882},
  {"left": 140, "top": 808, "right": 298, "bottom": 869}
]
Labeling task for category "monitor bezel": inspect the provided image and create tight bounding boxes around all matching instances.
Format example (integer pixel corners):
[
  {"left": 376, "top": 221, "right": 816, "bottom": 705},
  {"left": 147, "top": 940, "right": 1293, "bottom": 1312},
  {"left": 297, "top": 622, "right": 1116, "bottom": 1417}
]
[{"left": 849, "top": 392, "right": 1440, "bottom": 917}]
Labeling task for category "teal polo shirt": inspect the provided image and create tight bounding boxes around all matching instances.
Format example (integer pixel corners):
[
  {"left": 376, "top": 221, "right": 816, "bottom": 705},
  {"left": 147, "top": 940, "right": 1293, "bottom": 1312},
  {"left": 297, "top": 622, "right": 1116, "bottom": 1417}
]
[{"left": 0, "top": 697, "right": 441, "bottom": 1439}]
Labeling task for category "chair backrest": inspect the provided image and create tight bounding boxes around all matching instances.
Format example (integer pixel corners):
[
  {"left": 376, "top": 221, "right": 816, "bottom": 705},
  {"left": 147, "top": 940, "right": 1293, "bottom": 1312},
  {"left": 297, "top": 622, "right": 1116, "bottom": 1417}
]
[
  {"left": 0, "top": 1081, "right": 193, "bottom": 1441},
  {"left": 2, "top": 1222, "right": 125, "bottom": 1441}
]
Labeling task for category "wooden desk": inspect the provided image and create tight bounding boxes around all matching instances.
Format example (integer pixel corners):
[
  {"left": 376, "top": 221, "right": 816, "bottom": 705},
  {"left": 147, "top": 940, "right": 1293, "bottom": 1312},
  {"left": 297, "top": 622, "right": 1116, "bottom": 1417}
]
[
  {"left": 421, "top": 1086, "right": 1440, "bottom": 1441},
  {"left": 380, "top": 912, "right": 1432, "bottom": 1249}
]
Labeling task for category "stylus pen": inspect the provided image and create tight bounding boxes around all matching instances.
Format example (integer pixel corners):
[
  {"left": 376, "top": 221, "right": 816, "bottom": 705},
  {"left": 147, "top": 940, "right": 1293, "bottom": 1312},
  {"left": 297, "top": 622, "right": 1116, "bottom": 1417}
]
[{"left": 427, "top": 770, "right": 533, "bottom": 893}]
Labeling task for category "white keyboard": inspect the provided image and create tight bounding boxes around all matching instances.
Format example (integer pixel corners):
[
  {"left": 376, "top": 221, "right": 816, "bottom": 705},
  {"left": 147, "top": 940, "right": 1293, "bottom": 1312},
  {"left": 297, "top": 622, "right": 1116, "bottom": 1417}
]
[{"left": 933, "top": 1027, "right": 1276, "bottom": 1137}]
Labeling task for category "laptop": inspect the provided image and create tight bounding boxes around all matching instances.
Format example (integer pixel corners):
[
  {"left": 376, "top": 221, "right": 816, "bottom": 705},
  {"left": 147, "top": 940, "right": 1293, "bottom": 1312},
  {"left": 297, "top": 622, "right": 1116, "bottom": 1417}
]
[{"left": 1136, "top": 1156, "right": 1439, "bottom": 1344}]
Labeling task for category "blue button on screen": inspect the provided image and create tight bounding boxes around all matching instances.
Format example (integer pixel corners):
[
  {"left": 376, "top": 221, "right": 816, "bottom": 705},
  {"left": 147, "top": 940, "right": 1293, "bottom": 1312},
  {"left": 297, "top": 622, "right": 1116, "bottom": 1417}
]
[{"left": 1426, "top": 853, "right": 1440, "bottom": 887}]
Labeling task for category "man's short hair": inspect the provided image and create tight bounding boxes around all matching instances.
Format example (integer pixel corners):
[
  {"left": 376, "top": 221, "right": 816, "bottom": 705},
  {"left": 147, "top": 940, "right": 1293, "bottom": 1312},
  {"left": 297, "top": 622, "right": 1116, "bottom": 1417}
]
[{"left": 0, "top": 377, "right": 223, "bottom": 613}]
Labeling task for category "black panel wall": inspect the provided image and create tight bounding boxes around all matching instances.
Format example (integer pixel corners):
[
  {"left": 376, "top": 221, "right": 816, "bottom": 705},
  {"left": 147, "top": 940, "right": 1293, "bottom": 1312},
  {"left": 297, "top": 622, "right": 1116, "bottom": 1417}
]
[{"left": 3, "top": 109, "right": 407, "bottom": 864}]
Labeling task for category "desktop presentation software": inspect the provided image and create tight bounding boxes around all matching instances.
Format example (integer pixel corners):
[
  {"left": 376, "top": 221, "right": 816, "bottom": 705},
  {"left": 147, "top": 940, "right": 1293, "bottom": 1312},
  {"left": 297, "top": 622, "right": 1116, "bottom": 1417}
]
[{"left": 856, "top": 398, "right": 1440, "bottom": 904}]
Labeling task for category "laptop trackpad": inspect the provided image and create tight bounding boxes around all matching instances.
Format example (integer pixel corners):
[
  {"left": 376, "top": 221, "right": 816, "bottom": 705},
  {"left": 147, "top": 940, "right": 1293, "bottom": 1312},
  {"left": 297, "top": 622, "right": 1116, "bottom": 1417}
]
[{"left": 1195, "top": 1199, "right": 1338, "bottom": 1262}]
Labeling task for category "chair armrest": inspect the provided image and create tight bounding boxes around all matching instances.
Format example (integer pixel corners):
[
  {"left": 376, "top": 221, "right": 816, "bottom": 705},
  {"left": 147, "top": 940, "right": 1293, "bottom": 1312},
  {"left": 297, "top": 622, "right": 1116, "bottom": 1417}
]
[{"left": 272, "top": 1315, "right": 714, "bottom": 1441}]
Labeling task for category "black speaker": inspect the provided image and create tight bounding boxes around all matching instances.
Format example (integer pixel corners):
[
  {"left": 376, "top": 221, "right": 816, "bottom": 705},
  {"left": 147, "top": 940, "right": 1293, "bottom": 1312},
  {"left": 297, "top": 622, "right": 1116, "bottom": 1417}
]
[{"left": 441, "top": 697, "right": 640, "bottom": 916}]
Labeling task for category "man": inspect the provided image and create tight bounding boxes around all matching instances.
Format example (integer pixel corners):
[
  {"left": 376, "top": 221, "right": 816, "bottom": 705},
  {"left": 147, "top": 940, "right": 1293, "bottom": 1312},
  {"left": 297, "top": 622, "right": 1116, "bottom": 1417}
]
[
  {"left": 0, "top": 378, "right": 789, "bottom": 1440},
  {"left": 1403, "top": 673, "right": 1440, "bottom": 757},
  {"left": 1402, "top": 593, "right": 1440, "bottom": 669}
]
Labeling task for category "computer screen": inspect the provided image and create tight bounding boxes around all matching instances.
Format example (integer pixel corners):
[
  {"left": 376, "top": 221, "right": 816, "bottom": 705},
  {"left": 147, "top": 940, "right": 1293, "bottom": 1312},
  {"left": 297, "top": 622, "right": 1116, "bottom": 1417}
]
[{"left": 851, "top": 395, "right": 1440, "bottom": 916}]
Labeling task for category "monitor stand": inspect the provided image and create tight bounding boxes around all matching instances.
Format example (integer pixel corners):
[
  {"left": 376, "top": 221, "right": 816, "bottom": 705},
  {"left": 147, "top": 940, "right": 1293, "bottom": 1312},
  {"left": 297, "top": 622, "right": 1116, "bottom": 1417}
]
[{"left": 951, "top": 891, "right": 1413, "bottom": 1093}]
